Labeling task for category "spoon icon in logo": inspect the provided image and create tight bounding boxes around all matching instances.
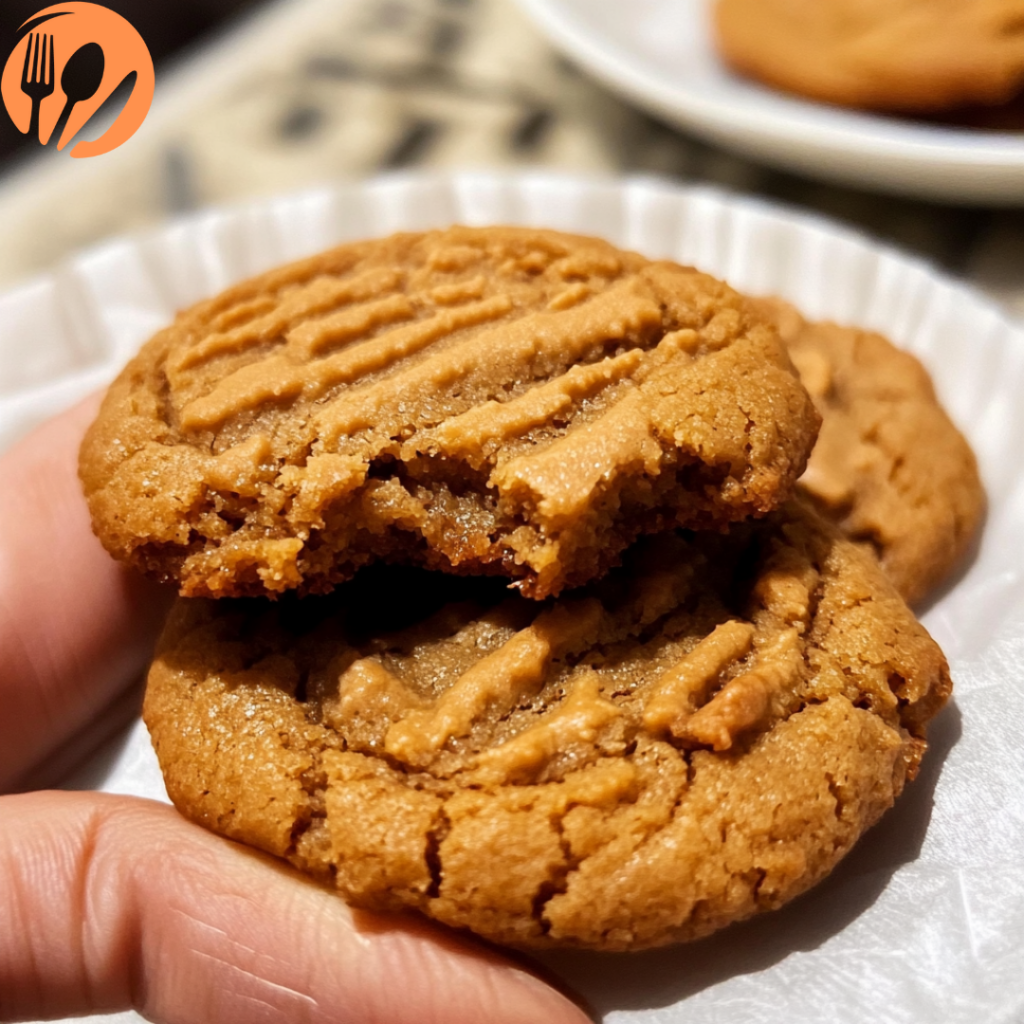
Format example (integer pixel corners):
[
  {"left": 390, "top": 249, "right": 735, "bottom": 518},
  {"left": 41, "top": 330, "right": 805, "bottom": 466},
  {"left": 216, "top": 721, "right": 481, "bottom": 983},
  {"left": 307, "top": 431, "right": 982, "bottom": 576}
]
[{"left": 49, "top": 41, "right": 104, "bottom": 148}]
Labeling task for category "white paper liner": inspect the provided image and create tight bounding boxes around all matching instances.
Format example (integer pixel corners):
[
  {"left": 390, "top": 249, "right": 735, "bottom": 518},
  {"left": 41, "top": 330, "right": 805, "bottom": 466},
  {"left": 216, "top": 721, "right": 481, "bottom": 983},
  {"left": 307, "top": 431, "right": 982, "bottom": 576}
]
[{"left": 3, "top": 171, "right": 1023, "bottom": 1024}]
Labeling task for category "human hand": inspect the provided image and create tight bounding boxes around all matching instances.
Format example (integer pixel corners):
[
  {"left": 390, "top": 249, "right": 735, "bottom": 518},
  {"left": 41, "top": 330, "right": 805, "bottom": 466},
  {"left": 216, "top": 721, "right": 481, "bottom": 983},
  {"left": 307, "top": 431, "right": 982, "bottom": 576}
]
[{"left": 0, "top": 396, "right": 591, "bottom": 1024}]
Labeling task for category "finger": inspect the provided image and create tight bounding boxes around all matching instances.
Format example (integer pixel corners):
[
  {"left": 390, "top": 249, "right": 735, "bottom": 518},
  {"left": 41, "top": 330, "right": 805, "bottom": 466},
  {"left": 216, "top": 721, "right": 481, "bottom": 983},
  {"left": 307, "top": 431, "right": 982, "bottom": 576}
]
[
  {"left": 0, "top": 791, "right": 591, "bottom": 1024},
  {"left": 0, "top": 395, "right": 173, "bottom": 791},
  {"left": 13, "top": 676, "right": 143, "bottom": 793}
]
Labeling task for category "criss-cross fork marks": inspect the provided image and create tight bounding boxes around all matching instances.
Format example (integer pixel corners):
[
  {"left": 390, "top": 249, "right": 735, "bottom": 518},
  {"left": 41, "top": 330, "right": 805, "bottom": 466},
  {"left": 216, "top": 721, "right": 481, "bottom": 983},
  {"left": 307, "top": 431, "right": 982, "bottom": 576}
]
[
  {"left": 172, "top": 257, "right": 672, "bottom": 445},
  {"left": 170, "top": 253, "right": 722, "bottom": 525},
  {"left": 167, "top": 235, "right": 709, "bottom": 552},
  {"left": 326, "top": 546, "right": 813, "bottom": 785}
]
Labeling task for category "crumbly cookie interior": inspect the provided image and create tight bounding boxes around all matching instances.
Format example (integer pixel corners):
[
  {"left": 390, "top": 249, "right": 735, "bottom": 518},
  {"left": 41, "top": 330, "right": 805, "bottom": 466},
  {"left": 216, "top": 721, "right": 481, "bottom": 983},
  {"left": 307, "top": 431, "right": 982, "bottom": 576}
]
[
  {"left": 144, "top": 501, "right": 950, "bottom": 950},
  {"left": 81, "top": 227, "right": 819, "bottom": 599}
]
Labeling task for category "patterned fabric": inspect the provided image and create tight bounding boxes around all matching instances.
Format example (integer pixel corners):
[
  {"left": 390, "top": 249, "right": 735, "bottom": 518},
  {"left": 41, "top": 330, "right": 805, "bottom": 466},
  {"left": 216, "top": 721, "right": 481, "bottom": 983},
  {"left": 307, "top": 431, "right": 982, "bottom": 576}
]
[{"left": 0, "top": 0, "right": 1021, "bottom": 317}]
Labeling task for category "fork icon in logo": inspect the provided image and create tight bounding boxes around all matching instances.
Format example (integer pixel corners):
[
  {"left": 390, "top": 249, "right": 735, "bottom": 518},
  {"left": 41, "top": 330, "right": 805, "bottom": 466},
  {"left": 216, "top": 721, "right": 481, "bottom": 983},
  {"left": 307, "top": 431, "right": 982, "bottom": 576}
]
[{"left": 19, "top": 32, "right": 55, "bottom": 143}]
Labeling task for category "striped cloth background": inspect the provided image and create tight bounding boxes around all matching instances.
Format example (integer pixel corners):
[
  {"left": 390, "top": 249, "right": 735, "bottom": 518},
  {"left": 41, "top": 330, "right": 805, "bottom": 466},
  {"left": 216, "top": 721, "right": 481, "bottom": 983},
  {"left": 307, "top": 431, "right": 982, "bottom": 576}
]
[{"left": 0, "top": 0, "right": 1021, "bottom": 318}]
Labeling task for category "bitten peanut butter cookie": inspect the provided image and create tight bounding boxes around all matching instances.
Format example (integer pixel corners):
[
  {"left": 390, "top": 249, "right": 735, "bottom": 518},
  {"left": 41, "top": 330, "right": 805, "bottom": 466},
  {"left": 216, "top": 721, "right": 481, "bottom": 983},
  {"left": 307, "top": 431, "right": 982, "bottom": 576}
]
[
  {"left": 758, "top": 297, "right": 985, "bottom": 605},
  {"left": 714, "top": 0, "right": 1024, "bottom": 112},
  {"left": 79, "top": 227, "right": 819, "bottom": 600},
  {"left": 144, "top": 499, "right": 950, "bottom": 951}
]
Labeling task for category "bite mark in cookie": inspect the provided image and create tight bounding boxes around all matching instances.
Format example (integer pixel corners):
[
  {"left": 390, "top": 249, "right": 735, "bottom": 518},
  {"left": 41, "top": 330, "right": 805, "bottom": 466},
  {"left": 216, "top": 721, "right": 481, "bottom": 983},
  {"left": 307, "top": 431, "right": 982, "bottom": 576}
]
[{"left": 80, "top": 227, "right": 820, "bottom": 600}]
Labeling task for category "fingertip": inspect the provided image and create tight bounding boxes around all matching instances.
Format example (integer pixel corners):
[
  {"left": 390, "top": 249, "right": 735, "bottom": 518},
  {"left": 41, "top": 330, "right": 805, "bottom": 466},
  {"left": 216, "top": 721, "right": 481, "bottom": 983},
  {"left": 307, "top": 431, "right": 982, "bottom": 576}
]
[
  {"left": 334, "top": 904, "right": 594, "bottom": 1024},
  {"left": 496, "top": 965, "right": 594, "bottom": 1024},
  {"left": 0, "top": 792, "right": 592, "bottom": 1024}
]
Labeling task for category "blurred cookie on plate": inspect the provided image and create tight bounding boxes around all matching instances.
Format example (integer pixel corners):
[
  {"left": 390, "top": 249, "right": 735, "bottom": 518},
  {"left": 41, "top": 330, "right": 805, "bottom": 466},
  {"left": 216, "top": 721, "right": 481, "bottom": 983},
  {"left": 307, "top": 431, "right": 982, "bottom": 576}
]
[{"left": 714, "top": 0, "right": 1024, "bottom": 112}]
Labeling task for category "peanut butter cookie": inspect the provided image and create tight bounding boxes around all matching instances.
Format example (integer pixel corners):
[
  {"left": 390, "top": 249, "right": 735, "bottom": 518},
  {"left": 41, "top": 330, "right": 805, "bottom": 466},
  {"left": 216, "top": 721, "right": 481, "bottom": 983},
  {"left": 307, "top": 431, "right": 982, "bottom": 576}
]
[
  {"left": 144, "top": 499, "right": 950, "bottom": 951},
  {"left": 79, "top": 227, "right": 819, "bottom": 600},
  {"left": 715, "top": 0, "right": 1024, "bottom": 112},
  {"left": 759, "top": 297, "right": 985, "bottom": 605}
]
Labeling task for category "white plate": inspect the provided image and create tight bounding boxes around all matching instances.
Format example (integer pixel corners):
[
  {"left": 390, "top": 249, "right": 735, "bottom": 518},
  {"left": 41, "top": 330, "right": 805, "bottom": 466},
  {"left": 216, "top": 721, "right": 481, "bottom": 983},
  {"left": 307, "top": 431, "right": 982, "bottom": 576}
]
[
  {"left": 4, "top": 171, "right": 1024, "bottom": 1024},
  {"left": 513, "top": 0, "right": 1024, "bottom": 205}
]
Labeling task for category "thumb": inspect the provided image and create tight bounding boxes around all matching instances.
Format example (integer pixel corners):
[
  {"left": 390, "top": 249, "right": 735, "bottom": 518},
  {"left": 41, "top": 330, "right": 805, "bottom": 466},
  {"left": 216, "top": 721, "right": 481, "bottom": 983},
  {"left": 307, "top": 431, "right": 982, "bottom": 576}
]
[{"left": 0, "top": 791, "right": 590, "bottom": 1024}]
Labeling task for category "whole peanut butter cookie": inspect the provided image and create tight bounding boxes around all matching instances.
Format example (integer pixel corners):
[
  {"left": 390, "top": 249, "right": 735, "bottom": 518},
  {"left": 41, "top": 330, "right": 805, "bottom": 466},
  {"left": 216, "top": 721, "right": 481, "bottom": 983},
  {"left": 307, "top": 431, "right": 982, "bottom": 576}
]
[
  {"left": 144, "top": 499, "right": 950, "bottom": 951},
  {"left": 758, "top": 297, "right": 985, "bottom": 605},
  {"left": 79, "top": 227, "right": 819, "bottom": 600},
  {"left": 714, "top": 0, "right": 1024, "bottom": 112}
]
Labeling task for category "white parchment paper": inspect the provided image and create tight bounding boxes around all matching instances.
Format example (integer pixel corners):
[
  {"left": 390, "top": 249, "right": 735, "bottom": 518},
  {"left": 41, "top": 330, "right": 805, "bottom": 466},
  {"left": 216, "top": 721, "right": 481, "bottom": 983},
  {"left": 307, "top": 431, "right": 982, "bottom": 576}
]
[{"left": 2, "top": 172, "right": 1022, "bottom": 1024}]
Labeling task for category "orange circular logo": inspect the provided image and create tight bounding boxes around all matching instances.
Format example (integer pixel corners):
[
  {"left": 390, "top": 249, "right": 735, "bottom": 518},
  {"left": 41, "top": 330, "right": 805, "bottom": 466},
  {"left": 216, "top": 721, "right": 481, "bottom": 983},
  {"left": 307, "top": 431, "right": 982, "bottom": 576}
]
[{"left": 1, "top": 2, "right": 154, "bottom": 158}]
